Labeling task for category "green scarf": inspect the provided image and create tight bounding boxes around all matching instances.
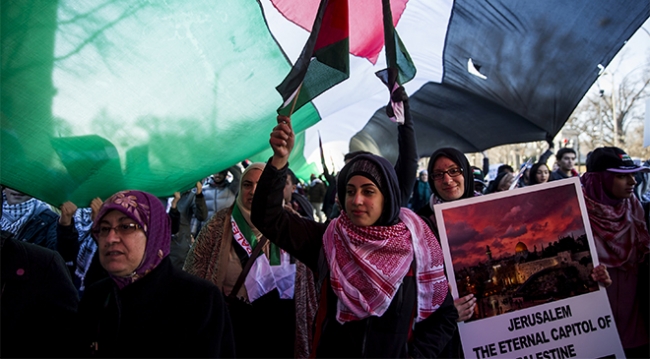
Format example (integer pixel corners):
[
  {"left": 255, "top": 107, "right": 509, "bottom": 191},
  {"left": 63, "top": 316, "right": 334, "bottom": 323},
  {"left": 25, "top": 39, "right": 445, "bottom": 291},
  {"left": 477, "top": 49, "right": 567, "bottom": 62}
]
[{"left": 232, "top": 205, "right": 281, "bottom": 265}]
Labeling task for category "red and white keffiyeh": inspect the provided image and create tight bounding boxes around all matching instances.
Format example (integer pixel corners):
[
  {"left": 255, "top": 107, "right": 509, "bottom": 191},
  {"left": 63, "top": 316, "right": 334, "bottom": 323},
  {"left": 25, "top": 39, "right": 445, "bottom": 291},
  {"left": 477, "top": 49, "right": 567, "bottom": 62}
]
[{"left": 323, "top": 208, "right": 448, "bottom": 324}]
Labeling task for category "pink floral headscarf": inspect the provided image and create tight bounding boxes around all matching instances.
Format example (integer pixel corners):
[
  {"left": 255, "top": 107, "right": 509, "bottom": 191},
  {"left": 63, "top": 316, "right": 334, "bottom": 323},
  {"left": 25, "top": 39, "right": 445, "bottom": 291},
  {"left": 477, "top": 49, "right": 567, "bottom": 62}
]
[{"left": 92, "top": 190, "right": 171, "bottom": 289}]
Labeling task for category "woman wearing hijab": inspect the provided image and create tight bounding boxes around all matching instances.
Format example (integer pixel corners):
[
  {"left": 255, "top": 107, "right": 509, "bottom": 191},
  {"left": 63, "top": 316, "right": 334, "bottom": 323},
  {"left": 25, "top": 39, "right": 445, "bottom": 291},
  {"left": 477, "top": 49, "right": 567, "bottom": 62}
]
[
  {"left": 582, "top": 147, "right": 650, "bottom": 359},
  {"left": 77, "top": 190, "right": 235, "bottom": 358},
  {"left": 184, "top": 163, "right": 315, "bottom": 358},
  {"left": 251, "top": 116, "right": 457, "bottom": 358},
  {"left": 414, "top": 148, "right": 479, "bottom": 358},
  {"left": 529, "top": 162, "right": 551, "bottom": 185}
]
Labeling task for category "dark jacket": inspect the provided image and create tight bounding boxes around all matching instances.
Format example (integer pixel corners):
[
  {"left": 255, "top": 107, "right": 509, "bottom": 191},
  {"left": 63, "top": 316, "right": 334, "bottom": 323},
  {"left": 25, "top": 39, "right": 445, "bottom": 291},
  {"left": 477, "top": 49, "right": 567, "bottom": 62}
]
[
  {"left": 15, "top": 201, "right": 59, "bottom": 249},
  {"left": 77, "top": 257, "right": 235, "bottom": 358},
  {"left": 252, "top": 162, "right": 458, "bottom": 358},
  {"left": 308, "top": 180, "right": 327, "bottom": 203},
  {"left": 411, "top": 179, "right": 431, "bottom": 212},
  {"left": 1, "top": 231, "right": 79, "bottom": 358},
  {"left": 14, "top": 201, "right": 79, "bottom": 264},
  {"left": 549, "top": 168, "right": 578, "bottom": 181},
  {"left": 291, "top": 192, "right": 315, "bottom": 220},
  {"left": 169, "top": 191, "right": 208, "bottom": 269}
]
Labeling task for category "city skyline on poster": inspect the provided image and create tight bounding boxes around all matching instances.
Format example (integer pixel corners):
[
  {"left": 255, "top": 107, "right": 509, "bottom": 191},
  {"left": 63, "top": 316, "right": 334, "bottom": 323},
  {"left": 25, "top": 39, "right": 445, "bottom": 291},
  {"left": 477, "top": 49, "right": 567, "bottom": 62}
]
[
  {"left": 434, "top": 178, "right": 624, "bottom": 359},
  {"left": 437, "top": 180, "right": 600, "bottom": 322}
]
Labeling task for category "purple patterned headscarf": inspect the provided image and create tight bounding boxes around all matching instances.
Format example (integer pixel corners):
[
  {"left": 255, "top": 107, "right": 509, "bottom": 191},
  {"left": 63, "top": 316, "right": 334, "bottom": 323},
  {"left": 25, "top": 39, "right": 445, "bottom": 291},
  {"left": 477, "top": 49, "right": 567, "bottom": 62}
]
[{"left": 92, "top": 190, "right": 171, "bottom": 289}]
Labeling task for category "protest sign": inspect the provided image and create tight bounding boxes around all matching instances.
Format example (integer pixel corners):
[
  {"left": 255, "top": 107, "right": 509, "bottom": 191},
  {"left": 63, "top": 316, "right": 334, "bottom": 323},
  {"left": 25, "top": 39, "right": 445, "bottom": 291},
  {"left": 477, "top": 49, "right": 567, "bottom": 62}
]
[{"left": 434, "top": 177, "right": 624, "bottom": 359}]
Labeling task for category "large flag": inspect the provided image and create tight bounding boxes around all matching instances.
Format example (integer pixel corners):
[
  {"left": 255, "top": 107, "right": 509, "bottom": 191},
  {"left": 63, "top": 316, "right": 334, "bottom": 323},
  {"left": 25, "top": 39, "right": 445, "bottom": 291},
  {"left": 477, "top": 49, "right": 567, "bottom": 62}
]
[
  {"left": 1, "top": 0, "right": 647, "bottom": 207},
  {"left": 352, "top": 1, "right": 650, "bottom": 160}
]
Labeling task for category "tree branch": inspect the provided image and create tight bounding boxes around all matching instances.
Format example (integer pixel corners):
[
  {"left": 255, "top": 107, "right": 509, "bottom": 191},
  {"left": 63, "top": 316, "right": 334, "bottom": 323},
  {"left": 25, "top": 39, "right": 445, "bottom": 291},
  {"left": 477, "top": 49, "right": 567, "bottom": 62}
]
[{"left": 54, "top": 2, "right": 146, "bottom": 62}]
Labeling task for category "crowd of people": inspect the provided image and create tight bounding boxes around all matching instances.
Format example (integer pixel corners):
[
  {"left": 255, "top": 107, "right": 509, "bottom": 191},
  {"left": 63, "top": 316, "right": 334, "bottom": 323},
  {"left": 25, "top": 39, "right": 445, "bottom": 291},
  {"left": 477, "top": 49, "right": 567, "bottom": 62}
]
[{"left": 2, "top": 86, "right": 649, "bottom": 358}]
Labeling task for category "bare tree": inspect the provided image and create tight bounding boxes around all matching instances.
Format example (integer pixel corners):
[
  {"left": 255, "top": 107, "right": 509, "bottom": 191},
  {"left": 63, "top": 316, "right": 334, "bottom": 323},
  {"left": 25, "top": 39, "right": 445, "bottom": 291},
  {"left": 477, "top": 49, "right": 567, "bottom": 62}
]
[{"left": 564, "top": 51, "right": 650, "bottom": 156}]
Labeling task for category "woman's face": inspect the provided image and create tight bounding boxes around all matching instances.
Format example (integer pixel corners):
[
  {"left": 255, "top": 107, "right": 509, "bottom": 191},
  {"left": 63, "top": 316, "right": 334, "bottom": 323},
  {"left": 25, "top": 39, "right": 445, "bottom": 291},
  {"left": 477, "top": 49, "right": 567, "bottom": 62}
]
[
  {"left": 610, "top": 173, "right": 636, "bottom": 199},
  {"left": 535, "top": 165, "right": 550, "bottom": 184},
  {"left": 432, "top": 156, "right": 465, "bottom": 201},
  {"left": 345, "top": 175, "right": 384, "bottom": 226},
  {"left": 240, "top": 169, "right": 262, "bottom": 211},
  {"left": 96, "top": 210, "right": 147, "bottom": 277}
]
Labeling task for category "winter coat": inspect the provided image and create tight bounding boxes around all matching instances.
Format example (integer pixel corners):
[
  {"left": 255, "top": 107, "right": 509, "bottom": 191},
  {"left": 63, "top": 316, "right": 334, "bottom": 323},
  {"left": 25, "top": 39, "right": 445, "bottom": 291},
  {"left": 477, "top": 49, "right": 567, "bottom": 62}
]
[
  {"left": 308, "top": 180, "right": 327, "bottom": 203},
  {"left": 184, "top": 207, "right": 317, "bottom": 358},
  {"left": 77, "top": 257, "right": 235, "bottom": 358},
  {"left": 168, "top": 191, "right": 208, "bottom": 269},
  {"left": 14, "top": 201, "right": 79, "bottom": 265},
  {"left": 251, "top": 163, "right": 458, "bottom": 358},
  {"left": 1, "top": 232, "right": 79, "bottom": 358},
  {"left": 411, "top": 179, "right": 431, "bottom": 212},
  {"left": 201, "top": 166, "right": 242, "bottom": 227}
]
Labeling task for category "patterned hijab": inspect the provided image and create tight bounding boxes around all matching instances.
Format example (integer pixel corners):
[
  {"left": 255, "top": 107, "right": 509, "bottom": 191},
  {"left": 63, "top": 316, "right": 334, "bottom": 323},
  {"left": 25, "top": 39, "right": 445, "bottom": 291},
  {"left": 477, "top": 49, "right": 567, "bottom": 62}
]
[
  {"left": 581, "top": 172, "right": 650, "bottom": 269},
  {"left": 92, "top": 190, "right": 171, "bottom": 289}
]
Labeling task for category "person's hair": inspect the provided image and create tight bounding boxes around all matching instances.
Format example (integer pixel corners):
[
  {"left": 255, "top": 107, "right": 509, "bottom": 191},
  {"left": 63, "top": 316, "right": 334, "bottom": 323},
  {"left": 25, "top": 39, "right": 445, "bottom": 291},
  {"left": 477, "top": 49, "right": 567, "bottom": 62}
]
[
  {"left": 486, "top": 171, "right": 510, "bottom": 194},
  {"left": 287, "top": 169, "right": 299, "bottom": 185},
  {"left": 556, "top": 147, "right": 576, "bottom": 161},
  {"left": 497, "top": 164, "right": 514, "bottom": 174},
  {"left": 427, "top": 147, "right": 474, "bottom": 200},
  {"left": 528, "top": 162, "right": 549, "bottom": 185},
  {"left": 344, "top": 150, "right": 373, "bottom": 162}
]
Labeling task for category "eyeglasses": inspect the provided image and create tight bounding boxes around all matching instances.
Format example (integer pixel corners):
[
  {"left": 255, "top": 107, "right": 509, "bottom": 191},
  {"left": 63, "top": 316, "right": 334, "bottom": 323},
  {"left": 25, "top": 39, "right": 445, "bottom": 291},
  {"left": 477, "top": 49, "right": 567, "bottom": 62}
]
[
  {"left": 432, "top": 167, "right": 463, "bottom": 181},
  {"left": 93, "top": 223, "right": 142, "bottom": 238}
]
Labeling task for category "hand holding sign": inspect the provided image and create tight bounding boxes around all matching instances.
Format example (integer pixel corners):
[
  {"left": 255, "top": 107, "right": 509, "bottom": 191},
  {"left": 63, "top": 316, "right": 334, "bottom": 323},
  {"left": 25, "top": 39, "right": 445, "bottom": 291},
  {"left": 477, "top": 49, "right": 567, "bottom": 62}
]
[
  {"left": 590, "top": 264, "right": 611, "bottom": 287},
  {"left": 455, "top": 293, "right": 477, "bottom": 322}
]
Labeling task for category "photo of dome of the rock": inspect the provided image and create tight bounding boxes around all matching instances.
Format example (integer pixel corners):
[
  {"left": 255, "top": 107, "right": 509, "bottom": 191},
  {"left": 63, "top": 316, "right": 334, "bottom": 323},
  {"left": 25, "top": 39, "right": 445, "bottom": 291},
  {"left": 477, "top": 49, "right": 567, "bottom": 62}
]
[{"left": 441, "top": 183, "right": 599, "bottom": 323}]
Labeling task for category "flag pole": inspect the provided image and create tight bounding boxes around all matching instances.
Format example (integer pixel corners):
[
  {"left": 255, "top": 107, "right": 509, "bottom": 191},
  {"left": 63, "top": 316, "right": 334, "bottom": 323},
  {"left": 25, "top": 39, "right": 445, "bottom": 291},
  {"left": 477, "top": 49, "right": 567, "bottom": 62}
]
[{"left": 288, "top": 83, "right": 303, "bottom": 117}]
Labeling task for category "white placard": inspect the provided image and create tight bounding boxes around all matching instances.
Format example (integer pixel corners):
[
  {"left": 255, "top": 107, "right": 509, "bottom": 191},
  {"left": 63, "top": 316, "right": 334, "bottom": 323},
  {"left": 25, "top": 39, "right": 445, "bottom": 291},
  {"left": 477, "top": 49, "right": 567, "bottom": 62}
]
[{"left": 434, "top": 177, "right": 624, "bottom": 359}]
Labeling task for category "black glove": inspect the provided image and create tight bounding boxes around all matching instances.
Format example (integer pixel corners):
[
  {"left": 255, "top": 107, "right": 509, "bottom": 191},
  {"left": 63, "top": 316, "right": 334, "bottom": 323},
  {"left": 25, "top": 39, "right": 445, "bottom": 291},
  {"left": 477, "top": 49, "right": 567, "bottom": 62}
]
[{"left": 385, "top": 86, "right": 408, "bottom": 118}]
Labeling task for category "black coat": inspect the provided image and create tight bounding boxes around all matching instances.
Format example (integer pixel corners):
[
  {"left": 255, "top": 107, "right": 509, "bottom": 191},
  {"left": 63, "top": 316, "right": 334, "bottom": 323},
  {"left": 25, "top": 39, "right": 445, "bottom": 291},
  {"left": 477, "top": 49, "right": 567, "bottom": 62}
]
[
  {"left": 1, "top": 232, "right": 79, "bottom": 358},
  {"left": 15, "top": 202, "right": 59, "bottom": 250},
  {"left": 14, "top": 202, "right": 80, "bottom": 264},
  {"left": 252, "top": 163, "right": 458, "bottom": 358},
  {"left": 77, "top": 257, "right": 235, "bottom": 358}
]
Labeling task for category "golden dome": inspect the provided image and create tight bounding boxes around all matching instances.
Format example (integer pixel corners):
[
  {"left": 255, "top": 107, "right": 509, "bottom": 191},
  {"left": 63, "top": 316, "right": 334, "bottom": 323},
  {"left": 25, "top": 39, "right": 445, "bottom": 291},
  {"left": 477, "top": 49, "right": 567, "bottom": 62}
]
[{"left": 515, "top": 242, "right": 528, "bottom": 253}]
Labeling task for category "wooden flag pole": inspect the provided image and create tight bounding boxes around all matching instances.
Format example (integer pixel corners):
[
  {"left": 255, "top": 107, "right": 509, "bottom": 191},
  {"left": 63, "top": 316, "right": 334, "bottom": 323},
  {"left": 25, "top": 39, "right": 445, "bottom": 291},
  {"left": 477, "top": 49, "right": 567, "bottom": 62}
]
[{"left": 288, "top": 83, "right": 303, "bottom": 117}]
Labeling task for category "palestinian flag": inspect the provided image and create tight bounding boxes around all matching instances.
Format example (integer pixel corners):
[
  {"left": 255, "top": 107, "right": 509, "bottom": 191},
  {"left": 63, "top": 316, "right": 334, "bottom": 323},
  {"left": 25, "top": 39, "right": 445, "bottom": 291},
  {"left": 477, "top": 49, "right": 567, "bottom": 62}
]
[
  {"left": 275, "top": 0, "right": 349, "bottom": 116},
  {"left": 1, "top": 0, "right": 647, "bottom": 207}
]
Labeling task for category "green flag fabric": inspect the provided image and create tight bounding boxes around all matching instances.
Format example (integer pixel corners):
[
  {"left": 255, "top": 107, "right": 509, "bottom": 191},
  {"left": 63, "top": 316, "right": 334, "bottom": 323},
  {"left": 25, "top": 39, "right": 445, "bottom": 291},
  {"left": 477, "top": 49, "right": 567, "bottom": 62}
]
[{"left": 2, "top": 0, "right": 321, "bottom": 206}]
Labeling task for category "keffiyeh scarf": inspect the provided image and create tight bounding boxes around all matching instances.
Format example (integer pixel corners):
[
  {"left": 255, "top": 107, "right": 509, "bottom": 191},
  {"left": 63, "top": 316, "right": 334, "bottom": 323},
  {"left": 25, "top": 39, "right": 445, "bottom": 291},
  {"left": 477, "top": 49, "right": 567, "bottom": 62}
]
[
  {"left": 74, "top": 208, "right": 97, "bottom": 290},
  {"left": 324, "top": 208, "right": 448, "bottom": 324},
  {"left": 1, "top": 197, "right": 37, "bottom": 235}
]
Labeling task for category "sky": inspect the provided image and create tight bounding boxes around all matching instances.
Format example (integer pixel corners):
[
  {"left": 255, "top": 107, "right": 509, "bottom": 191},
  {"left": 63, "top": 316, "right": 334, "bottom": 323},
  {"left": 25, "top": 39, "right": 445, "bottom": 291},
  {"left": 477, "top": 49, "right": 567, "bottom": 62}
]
[
  {"left": 440, "top": 183, "right": 587, "bottom": 270},
  {"left": 610, "top": 18, "right": 649, "bottom": 76}
]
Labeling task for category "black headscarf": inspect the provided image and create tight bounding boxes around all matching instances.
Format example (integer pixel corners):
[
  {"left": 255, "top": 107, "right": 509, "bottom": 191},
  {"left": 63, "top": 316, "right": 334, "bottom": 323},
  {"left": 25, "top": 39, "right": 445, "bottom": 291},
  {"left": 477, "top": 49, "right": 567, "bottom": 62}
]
[
  {"left": 337, "top": 154, "right": 400, "bottom": 226},
  {"left": 427, "top": 148, "right": 474, "bottom": 200}
]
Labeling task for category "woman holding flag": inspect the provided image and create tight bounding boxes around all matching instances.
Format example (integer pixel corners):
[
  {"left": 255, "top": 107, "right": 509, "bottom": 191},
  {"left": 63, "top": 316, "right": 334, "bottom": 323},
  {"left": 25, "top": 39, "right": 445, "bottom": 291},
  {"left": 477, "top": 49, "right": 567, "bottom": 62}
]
[{"left": 251, "top": 115, "right": 457, "bottom": 358}]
